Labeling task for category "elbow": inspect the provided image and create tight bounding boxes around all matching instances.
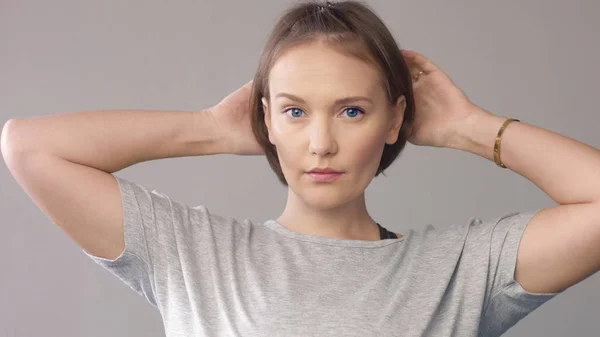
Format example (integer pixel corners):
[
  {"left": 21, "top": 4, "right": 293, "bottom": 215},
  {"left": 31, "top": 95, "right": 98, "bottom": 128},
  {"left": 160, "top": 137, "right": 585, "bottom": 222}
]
[
  {"left": 1, "top": 119, "right": 27, "bottom": 162},
  {"left": 1, "top": 119, "right": 18, "bottom": 156}
]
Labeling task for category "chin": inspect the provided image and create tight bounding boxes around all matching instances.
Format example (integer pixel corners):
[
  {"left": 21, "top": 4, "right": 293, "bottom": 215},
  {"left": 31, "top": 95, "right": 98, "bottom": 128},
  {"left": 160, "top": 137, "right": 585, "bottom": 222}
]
[
  {"left": 284, "top": 171, "right": 366, "bottom": 209},
  {"left": 298, "top": 185, "right": 356, "bottom": 210},
  {"left": 304, "top": 196, "right": 346, "bottom": 211}
]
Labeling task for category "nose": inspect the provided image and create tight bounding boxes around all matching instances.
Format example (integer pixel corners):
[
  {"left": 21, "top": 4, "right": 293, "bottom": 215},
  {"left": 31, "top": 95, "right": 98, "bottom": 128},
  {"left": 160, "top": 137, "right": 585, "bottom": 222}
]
[{"left": 308, "top": 119, "right": 337, "bottom": 156}]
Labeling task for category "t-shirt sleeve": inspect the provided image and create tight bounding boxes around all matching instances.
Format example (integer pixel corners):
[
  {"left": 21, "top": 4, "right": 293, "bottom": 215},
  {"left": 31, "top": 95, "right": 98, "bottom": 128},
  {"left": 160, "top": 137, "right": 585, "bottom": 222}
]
[
  {"left": 81, "top": 175, "right": 176, "bottom": 309},
  {"left": 476, "top": 209, "right": 565, "bottom": 336}
]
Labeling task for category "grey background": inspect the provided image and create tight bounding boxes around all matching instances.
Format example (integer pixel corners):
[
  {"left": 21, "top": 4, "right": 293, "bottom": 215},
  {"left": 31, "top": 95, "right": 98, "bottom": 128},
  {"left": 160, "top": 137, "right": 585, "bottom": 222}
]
[{"left": 1, "top": 0, "right": 599, "bottom": 336}]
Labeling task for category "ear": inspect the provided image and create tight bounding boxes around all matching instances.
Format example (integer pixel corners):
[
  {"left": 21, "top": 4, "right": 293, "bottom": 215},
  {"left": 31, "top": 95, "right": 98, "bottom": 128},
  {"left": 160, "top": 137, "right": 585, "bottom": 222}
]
[
  {"left": 262, "top": 97, "right": 275, "bottom": 145},
  {"left": 386, "top": 95, "right": 406, "bottom": 145}
]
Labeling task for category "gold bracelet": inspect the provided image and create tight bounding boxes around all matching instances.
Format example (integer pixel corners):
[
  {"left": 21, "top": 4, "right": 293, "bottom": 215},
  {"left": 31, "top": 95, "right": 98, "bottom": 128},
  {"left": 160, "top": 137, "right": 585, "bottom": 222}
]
[{"left": 494, "top": 118, "right": 520, "bottom": 168}]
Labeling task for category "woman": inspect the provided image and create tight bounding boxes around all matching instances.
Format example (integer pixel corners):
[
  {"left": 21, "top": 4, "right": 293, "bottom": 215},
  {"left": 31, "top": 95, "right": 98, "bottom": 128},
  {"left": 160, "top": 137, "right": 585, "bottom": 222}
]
[{"left": 3, "top": 1, "right": 599, "bottom": 336}]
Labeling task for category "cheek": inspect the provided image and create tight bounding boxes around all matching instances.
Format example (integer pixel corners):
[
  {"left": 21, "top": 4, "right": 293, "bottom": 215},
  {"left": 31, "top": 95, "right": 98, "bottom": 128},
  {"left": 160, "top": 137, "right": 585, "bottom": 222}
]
[
  {"left": 345, "top": 123, "right": 388, "bottom": 169},
  {"left": 270, "top": 124, "right": 303, "bottom": 168},
  {"left": 352, "top": 137, "right": 386, "bottom": 170}
]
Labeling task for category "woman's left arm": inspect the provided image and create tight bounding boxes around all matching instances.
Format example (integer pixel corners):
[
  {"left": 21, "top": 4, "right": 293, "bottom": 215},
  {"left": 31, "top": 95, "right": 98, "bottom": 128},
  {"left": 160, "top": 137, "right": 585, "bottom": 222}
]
[
  {"left": 449, "top": 107, "right": 600, "bottom": 294},
  {"left": 402, "top": 48, "right": 600, "bottom": 294}
]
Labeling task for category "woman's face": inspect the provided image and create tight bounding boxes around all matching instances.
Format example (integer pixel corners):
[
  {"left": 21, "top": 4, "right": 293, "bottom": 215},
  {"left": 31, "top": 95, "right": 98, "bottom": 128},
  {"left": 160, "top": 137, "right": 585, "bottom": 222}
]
[{"left": 262, "top": 41, "right": 405, "bottom": 209}]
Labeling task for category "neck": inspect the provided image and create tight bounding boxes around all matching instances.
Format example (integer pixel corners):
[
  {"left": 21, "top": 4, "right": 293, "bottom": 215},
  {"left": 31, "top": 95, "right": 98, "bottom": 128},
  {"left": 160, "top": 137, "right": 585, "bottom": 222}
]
[{"left": 276, "top": 189, "right": 380, "bottom": 241}]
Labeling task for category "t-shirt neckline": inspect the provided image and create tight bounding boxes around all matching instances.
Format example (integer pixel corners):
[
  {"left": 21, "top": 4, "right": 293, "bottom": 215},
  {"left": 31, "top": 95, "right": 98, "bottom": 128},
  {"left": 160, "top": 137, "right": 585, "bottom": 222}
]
[{"left": 263, "top": 219, "right": 407, "bottom": 248}]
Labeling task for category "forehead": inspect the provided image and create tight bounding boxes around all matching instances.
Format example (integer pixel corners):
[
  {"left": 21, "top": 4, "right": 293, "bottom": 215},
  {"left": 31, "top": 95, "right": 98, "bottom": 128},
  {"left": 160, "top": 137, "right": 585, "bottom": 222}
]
[{"left": 268, "top": 42, "right": 383, "bottom": 99}]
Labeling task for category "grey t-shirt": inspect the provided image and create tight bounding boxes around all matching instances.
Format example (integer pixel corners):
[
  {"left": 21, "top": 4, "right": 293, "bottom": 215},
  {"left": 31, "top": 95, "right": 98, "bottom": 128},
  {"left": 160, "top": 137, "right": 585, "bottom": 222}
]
[{"left": 83, "top": 175, "right": 563, "bottom": 337}]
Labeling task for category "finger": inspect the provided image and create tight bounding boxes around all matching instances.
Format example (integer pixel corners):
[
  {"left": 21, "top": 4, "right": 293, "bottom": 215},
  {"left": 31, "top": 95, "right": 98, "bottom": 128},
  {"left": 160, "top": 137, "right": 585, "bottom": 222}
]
[
  {"left": 401, "top": 49, "right": 438, "bottom": 74},
  {"left": 409, "top": 68, "right": 425, "bottom": 82},
  {"left": 406, "top": 65, "right": 426, "bottom": 83}
]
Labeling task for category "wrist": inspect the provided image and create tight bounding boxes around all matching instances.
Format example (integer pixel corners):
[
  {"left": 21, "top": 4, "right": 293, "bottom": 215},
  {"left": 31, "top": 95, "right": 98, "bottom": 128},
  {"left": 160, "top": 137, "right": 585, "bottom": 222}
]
[
  {"left": 187, "top": 109, "right": 228, "bottom": 156},
  {"left": 447, "top": 107, "right": 508, "bottom": 161}
]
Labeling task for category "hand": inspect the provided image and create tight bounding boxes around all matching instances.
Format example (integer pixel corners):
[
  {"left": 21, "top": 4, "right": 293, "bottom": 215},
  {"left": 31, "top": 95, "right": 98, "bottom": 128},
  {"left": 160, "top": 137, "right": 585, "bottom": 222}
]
[
  {"left": 209, "top": 80, "right": 264, "bottom": 155},
  {"left": 402, "top": 50, "right": 481, "bottom": 148}
]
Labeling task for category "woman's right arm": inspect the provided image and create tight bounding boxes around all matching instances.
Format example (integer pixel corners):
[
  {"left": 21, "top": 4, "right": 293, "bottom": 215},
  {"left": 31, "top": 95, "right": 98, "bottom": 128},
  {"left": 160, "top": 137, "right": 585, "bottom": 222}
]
[
  {"left": 2, "top": 109, "right": 224, "bottom": 173},
  {"left": 1, "top": 109, "right": 224, "bottom": 260}
]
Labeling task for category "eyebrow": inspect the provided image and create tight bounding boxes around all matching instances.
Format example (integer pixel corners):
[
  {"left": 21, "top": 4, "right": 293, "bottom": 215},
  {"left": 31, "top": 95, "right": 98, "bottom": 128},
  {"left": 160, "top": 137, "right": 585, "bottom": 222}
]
[{"left": 274, "top": 92, "right": 373, "bottom": 105}]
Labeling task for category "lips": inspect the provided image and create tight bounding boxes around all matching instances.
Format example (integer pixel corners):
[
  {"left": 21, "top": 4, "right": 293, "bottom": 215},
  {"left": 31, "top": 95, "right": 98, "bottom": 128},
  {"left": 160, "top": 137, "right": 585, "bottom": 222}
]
[
  {"left": 305, "top": 169, "right": 344, "bottom": 182},
  {"left": 307, "top": 168, "right": 343, "bottom": 174}
]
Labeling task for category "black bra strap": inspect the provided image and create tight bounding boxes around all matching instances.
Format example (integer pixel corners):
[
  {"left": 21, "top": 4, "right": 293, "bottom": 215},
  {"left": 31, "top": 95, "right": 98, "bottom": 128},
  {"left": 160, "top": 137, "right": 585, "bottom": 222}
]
[{"left": 377, "top": 223, "right": 398, "bottom": 240}]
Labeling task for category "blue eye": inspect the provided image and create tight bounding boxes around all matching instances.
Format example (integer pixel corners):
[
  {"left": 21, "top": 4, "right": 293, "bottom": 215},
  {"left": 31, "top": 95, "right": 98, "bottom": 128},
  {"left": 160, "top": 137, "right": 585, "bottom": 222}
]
[
  {"left": 283, "top": 106, "right": 365, "bottom": 119},
  {"left": 284, "top": 107, "right": 305, "bottom": 118},
  {"left": 342, "top": 107, "right": 364, "bottom": 118}
]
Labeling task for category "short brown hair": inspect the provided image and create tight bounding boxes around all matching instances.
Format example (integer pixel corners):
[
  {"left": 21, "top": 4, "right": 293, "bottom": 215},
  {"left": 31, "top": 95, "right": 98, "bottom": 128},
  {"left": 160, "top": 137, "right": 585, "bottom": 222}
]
[{"left": 250, "top": 0, "right": 415, "bottom": 185}]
